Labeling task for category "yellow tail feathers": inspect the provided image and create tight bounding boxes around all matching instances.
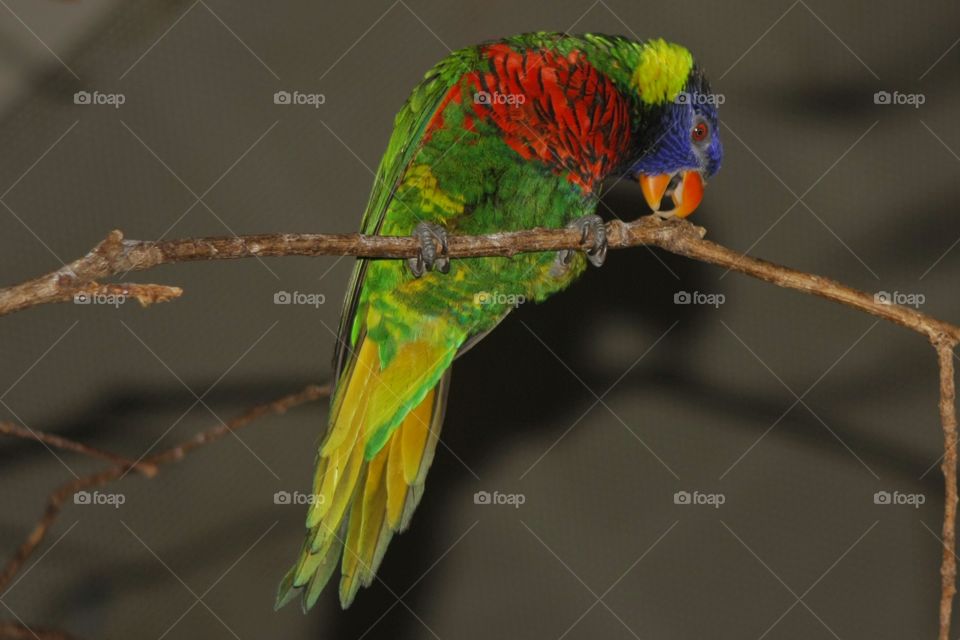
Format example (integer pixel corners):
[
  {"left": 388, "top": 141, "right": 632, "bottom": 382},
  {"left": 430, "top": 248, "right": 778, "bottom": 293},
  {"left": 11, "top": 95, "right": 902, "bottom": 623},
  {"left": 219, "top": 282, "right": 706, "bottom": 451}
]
[{"left": 277, "top": 337, "right": 450, "bottom": 611}]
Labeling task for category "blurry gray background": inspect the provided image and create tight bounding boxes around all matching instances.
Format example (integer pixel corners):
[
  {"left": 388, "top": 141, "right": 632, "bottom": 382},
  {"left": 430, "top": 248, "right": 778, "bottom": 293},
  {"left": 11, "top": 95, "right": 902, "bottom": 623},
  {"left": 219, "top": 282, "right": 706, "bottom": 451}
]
[{"left": 1, "top": 1, "right": 958, "bottom": 638}]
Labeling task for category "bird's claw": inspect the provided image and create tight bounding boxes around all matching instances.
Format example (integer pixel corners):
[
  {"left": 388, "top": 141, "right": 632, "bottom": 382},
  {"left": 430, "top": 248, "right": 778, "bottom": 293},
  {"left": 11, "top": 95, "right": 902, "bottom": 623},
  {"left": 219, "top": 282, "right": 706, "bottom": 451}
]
[
  {"left": 557, "top": 215, "right": 607, "bottom": 268},
  {"left": 408, "top": 222, "right": 450, "bottom": 277}
]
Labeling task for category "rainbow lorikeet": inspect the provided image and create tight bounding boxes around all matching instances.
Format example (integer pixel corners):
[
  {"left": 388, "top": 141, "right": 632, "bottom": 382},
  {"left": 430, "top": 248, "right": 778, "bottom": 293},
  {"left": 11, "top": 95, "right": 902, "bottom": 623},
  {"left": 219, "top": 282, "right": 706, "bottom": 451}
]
[{"left": 277, "top": 31, "right": 723, "bottom": 611}]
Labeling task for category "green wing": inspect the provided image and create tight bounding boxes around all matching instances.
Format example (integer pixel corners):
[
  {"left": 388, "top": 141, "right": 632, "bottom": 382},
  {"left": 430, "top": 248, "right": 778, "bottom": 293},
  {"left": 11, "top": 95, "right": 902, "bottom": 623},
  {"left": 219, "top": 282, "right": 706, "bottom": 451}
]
[{"left": 332, "top": 48, "right": 480, "bottom": 377}]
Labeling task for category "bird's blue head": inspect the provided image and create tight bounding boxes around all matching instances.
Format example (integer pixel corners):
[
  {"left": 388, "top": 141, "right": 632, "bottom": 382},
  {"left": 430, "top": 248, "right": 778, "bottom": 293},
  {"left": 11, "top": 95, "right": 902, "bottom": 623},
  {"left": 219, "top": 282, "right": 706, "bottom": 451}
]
[{"left": 627, "top": 52, "right": 723, "bottom": 218}]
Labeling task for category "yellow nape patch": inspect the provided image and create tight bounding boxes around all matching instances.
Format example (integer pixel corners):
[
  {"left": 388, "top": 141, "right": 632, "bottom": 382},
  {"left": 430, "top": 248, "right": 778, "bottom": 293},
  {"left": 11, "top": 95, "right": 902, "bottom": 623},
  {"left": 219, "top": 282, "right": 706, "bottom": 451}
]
[
  {"left": 631, "top": 39, "right": 693, "bottom": 105},
  {"left": 402, "top": 164, "right": 464, "bottom": 217}
]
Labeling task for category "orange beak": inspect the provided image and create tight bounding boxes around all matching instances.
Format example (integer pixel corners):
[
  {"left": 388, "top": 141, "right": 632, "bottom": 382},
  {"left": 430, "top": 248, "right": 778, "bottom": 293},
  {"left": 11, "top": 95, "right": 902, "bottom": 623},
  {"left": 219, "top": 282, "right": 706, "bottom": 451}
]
[{"left": 639, "top": 170, "right": 705, "bottom": 219}]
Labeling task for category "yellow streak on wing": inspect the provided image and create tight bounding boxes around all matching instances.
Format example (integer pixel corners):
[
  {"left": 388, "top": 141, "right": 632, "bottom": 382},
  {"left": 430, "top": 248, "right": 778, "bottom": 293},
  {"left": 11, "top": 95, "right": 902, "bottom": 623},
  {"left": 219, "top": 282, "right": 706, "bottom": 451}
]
[
  {"left": 401, "top": 388, "right": 434, "bottom": 484},
  {"left": 385, "top": 417, "right": 408, "bottom": 528},
  {"left": 356, "top": 451, "right": 390, "bottom": 587},
  {"left": 309, "top": 339, "right": 378, "bottom": 527},
  {"left": 320, "top": 339, "right": 379, "bottom": 457},
  {"left": 309, "top": 442, "right": 365, "bottom": 553},
  {"left": 338, "top": 482, "right": 366, "bottom": 604},
  {"left": 310, "top": 398, "right": 368, "bottom": 527}
]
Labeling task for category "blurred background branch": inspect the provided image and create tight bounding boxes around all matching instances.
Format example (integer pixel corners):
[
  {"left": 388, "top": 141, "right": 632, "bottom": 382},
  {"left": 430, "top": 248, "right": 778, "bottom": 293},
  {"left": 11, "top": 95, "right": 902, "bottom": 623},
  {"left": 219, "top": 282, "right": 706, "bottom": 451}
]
[{"left": 0, "top": 383, "right": 330, "bottom": 640}]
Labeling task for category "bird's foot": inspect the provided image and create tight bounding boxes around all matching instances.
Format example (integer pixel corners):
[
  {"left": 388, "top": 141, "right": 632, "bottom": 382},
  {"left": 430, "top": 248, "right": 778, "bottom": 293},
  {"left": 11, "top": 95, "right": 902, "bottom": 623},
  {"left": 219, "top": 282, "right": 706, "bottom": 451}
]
[
  {"left": 557, "top": 215, "right": 607, "bottom": 268},
  {"left": 408, "top": 222, "right": 450, "bottom": 277}
]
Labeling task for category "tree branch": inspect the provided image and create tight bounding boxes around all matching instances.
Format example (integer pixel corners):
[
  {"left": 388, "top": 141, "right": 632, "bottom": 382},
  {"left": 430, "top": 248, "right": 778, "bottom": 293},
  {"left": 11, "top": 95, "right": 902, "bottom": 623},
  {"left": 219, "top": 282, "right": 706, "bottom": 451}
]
[
  {"left": 1, "top": 217, "right": 958, "bottom": 347},
  {"left": 936, "top": 340, "right": 959, "bottom": 640}
]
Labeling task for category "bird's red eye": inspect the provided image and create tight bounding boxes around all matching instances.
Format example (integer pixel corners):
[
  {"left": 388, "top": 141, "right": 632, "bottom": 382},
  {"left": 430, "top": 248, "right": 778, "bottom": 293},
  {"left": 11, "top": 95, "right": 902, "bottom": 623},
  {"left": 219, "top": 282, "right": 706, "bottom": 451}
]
[{"left": 691, "top": 122, "right": 709, "bottom": 143}]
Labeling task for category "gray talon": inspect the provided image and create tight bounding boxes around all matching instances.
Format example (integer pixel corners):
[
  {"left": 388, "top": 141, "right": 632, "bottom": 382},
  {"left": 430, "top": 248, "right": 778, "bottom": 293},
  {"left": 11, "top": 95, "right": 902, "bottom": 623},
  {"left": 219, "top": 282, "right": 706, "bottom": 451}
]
[
  {"left": 557, "top": 215, "right": 607, "bottom": 268},
  {"left": 408, "top": 222, "right": 450, "bottom": 277}
]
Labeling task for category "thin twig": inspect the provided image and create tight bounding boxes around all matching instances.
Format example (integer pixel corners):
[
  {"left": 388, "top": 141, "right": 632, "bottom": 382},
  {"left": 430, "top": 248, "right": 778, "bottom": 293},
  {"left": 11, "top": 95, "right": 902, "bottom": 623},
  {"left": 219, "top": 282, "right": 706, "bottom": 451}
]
[
  {"left": 147, "top": 382, "right": 330, "bottom": 465},
  {"left": 935, "top": 339, "right": 959, "bottom": 640},
  {"left": 0, "top": 421, "right": 157, "bottom": 477},
  {"left": 0, "top": 383, "right": 330, "bottom": 614}
]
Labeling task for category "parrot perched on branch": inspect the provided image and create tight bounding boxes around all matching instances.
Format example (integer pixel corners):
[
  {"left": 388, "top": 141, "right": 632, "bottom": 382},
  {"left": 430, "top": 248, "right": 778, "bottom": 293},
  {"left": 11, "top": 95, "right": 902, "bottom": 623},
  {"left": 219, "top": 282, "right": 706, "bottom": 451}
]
[{"left": 277, "top": 31, "right": 723, "bottom": 611}]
